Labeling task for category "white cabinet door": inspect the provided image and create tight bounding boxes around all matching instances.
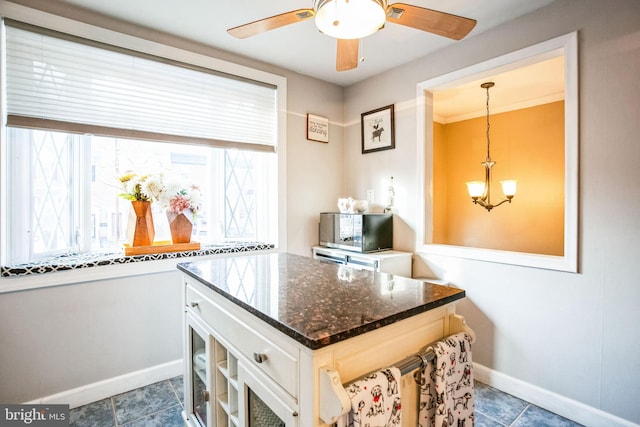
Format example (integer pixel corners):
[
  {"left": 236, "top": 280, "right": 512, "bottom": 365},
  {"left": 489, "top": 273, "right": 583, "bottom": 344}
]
[
  {"left": 184, "top": 313, "right": 213, "bottom": 427},
  {"left": 237, "top": 361, "right": 299, "bottom": 427}
]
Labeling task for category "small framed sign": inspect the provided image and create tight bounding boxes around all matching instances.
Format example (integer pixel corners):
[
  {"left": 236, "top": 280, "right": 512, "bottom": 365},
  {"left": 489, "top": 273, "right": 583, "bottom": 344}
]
[
  {"left": 361, "top": 104, "right": 395, "bottom": 154},
  {"left": 307, "top": 114, "right": 329, "bottom": 143}
]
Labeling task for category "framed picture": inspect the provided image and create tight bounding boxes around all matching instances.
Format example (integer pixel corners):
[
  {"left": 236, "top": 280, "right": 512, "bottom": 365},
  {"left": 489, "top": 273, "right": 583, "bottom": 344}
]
[
  {"left": 307, "top": 114, "right": 329, "bottom": 143},
  {"left": 361, "top": 104, "right": 395, "bottom": 154}
]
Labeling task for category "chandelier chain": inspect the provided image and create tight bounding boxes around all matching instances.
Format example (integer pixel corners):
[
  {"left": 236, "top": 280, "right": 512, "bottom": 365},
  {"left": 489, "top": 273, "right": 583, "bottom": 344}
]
[{"left": 485, "top": 83, "right": 491, "bottom": 161}]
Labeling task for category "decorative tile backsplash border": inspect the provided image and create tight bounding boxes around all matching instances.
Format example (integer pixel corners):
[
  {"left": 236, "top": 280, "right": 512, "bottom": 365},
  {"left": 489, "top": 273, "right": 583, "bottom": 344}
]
[{"left": 1, "top": 242, "right": 274, "bottom": 278}]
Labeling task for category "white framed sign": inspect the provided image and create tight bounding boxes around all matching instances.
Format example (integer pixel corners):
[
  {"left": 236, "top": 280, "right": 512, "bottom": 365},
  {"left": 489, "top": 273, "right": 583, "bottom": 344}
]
[{"left": 307, "top": 114, "right": 329, "bottom": 143}]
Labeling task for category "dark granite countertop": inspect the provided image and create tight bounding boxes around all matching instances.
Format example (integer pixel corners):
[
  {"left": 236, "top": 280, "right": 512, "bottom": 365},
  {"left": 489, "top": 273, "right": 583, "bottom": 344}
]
[{"left": 177, "top": 252, "right": 465, "bottom": 350}]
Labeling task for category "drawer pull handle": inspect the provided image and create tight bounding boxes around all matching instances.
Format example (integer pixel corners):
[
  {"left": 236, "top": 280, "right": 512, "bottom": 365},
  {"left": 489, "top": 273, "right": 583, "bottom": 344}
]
[
  {"left": 190, "top": 301, "right": 199, "bottom": 308},
  {"left": 253, "top": 352, "right": 268, "bottom": 364}
]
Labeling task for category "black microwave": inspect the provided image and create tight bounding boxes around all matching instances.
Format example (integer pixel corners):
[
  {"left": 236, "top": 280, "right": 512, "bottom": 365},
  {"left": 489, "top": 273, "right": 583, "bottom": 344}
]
[{"left": 319, "top": 212, "right": 393, "bottom": 253}]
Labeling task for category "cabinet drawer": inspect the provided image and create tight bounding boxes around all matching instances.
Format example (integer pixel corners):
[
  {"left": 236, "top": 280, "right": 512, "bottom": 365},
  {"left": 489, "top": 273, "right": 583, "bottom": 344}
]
[{"left": 185, "top": 282, "right": 299, "bottom": 398}]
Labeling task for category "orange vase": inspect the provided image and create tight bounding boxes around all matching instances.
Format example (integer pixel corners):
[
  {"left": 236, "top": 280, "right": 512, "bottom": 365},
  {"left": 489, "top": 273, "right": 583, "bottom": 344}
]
[
  {"left": 167, "top": 211, "right": 193, "bottom": 244},
  {"left": 127, "top": 200, "right": 155, "bottom": 247}
]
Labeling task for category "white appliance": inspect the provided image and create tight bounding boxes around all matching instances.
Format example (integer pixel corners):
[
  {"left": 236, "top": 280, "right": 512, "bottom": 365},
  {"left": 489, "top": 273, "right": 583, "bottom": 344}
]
[{"left": 312, "top": 246, "right": 412, "bottom": 277}]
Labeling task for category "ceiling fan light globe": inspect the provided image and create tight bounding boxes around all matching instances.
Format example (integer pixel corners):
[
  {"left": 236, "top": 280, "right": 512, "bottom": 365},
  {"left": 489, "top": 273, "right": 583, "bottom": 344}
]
[{"left": 315, "top": 0, "right": 386, "bottom": 39}]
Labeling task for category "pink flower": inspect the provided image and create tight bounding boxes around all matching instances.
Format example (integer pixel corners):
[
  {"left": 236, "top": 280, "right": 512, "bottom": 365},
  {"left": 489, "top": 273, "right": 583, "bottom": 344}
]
[{"left": 169, "top": 194, "right": 191, "bottom": 214}]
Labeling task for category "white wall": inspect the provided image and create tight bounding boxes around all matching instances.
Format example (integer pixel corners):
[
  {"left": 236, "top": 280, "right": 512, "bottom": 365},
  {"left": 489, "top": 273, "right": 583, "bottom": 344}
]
[
  {"left": 0, "top": 270, "right": 183, "bottom": 404},
  {"left": 285, "top": 70, "right": 346, "bottom": 257},
  {"left": 344, "top": 0, "right": 640, "bottom": 425}
]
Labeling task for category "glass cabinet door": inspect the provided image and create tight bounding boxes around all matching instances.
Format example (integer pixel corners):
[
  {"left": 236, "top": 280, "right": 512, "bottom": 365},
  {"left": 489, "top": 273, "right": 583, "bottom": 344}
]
[
  {"left": 247, "top": 388, "right": 285, "bottom": 426},
  {"left": 186, "top": 314, "right": 211, "bottom": 427},
  {"left": 238, "top": 362, "right": 298, "bottom": 427},
  {"left": 192, "top": 328, "right": 208, "bottom": 426}
]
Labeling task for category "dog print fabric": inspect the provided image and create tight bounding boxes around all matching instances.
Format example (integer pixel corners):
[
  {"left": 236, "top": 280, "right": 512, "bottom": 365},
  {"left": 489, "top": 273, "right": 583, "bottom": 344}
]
[
  {"left": 345, "top": 367, "right": 402, "bottom": 427},
  {"left": 417, "top": 332, "right": 474, "bottom": 427}
]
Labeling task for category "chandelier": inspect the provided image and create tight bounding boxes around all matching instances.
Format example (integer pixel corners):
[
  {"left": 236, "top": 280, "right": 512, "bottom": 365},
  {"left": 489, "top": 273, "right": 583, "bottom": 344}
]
[
  {"left": 314, "top": 0, "right": 387, "bottom": 39},
  {"left": 465, "top": 82, "right": 517, "bottom": 212}
]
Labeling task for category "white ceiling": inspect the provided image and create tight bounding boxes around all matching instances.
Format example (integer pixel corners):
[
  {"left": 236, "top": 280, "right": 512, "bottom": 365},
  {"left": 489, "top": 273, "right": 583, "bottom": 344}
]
[
  {"left": 433, "top": 55, "right": 565, "bottom": 123},
  {"left": 54, "top": 0, "right": 556, "bottom": 87}
]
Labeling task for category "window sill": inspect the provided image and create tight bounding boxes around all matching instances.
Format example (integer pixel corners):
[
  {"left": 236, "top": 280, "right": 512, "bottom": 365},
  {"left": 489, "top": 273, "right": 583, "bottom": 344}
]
[{"left": 0, "top": 242, "right": 275, "bottom": 293}]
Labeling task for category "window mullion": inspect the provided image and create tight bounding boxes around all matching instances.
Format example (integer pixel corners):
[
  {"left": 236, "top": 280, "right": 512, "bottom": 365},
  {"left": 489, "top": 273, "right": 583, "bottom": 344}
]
[
  {"left": 76, "top": 134, "right": 91, "bottom": 253},
  {"left": 7, "top": 128, "right": 31, "bottom": 263}
]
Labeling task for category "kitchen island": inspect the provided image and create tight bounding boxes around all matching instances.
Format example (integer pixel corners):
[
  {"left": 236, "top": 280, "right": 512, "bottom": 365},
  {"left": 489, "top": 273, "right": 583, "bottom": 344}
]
[{"left": 178, "top": 252, "right": 467, "bottom": 427}]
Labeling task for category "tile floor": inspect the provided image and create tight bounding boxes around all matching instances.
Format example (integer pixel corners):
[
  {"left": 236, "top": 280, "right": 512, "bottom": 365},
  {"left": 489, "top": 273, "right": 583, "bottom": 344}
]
[
  {"left": 69, "top": 376, "right": 184, "bottom": 427},
  {"left": 69, "top": 377, "right": 583, "bottom": 426},
  {"left": 474, "top": 381, "right": 583, "bottom": 427}
]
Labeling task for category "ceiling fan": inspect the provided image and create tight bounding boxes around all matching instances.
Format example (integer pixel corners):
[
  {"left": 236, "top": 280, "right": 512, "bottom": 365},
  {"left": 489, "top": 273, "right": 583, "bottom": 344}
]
[{"left": 227, "top": 0, "right": 476, "bottom": 72}]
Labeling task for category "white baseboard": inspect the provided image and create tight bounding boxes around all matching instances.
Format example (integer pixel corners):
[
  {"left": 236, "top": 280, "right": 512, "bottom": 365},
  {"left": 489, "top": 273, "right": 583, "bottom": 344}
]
[
  {"left": 474, "top": 363, "right": 639, "bottom": 427},
  {"left": 26, "top": 359, "right": 183, "bottom": 409}
]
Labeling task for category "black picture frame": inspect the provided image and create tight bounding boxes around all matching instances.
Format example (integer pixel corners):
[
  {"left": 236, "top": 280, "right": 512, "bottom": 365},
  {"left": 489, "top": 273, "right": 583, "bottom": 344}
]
[{"left": 361, "top": 104, "right": 395, "bottom": 154}]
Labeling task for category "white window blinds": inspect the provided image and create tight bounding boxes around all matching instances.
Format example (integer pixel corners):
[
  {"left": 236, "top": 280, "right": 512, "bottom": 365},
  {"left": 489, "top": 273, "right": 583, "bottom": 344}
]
[{"left": 4, "top": 21, "right": 277, "bottom": 152}]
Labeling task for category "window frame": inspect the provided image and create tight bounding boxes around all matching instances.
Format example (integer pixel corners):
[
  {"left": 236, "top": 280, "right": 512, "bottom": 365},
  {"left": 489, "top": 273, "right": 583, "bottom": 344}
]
[
  {"left": 6, "top": 128, "right": 86, "bottom": 262},
  {"left": 0, "top": 4, "right": 287, "bottom": 271}
]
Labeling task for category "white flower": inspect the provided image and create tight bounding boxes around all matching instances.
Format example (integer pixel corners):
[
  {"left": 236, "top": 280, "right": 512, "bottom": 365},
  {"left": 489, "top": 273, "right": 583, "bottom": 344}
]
[
  {"left": 189, "top": 188, "right": 202, "bottom": 211},
  {"left": 117, "top": 171, "right": 202, "bottom": 214},
  {"left": 158, "top": 180, "right": 181, "bottom": 210},
  {"left": 142, "top": 175, "right": 164, "bottom": 201},
  {"left": 124, "top": 178, "right": 139, "bottom": 196}
]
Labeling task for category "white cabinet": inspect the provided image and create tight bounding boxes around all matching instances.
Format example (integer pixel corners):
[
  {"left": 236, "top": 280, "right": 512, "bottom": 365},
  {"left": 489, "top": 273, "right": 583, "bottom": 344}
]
[
  {"left": 183, "top": 277, "right": 300, "bottom": 427},
  {"left": 182, "top": 273, "right": 463, "bottom": 427},
  {"left": 185, "top": 312, "right": 241, "bottom": 427},
  {"left": 312, "top": 246, "right": 412, "bottom": 277}
]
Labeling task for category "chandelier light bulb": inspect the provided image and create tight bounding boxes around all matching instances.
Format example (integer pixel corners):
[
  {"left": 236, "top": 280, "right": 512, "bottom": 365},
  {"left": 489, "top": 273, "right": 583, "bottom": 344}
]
[
  {"left": 500, "top": 180, "right": 517, "bottom": 197},
  {"left": 466, "top": 181, "right": 486, "bottom": 198}
]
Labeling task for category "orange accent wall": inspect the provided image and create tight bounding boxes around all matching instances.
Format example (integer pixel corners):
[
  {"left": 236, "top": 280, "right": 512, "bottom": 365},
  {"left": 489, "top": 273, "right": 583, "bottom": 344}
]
[{"left": 433, "top": 101, "right": 565, "bottom": 256}]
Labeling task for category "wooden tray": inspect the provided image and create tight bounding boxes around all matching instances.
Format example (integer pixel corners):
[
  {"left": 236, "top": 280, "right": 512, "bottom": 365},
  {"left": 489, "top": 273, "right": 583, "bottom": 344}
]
[{"left": 124, "top": 240, "right": 201, "bottom": 256}]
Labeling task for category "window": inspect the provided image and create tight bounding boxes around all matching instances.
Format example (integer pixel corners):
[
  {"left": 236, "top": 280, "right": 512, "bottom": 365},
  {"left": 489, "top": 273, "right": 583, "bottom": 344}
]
[
  {"left": 1, "top": 19, "right": 283, "bottom": 265},
  {"left": 6, "top": 129, "right": 274, "bottom": 264}
]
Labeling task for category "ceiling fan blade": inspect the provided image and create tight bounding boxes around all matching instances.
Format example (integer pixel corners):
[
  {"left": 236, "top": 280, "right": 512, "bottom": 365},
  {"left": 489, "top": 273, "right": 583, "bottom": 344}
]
[
  {"left": 228, "top": 9, "right": 315, "bottom": 39},
  {"left": 386, "top": 3, "right": 476, "bottom": 40},
  {"left": 336, "top": 39, "right": 359, "bottom": 72}
]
